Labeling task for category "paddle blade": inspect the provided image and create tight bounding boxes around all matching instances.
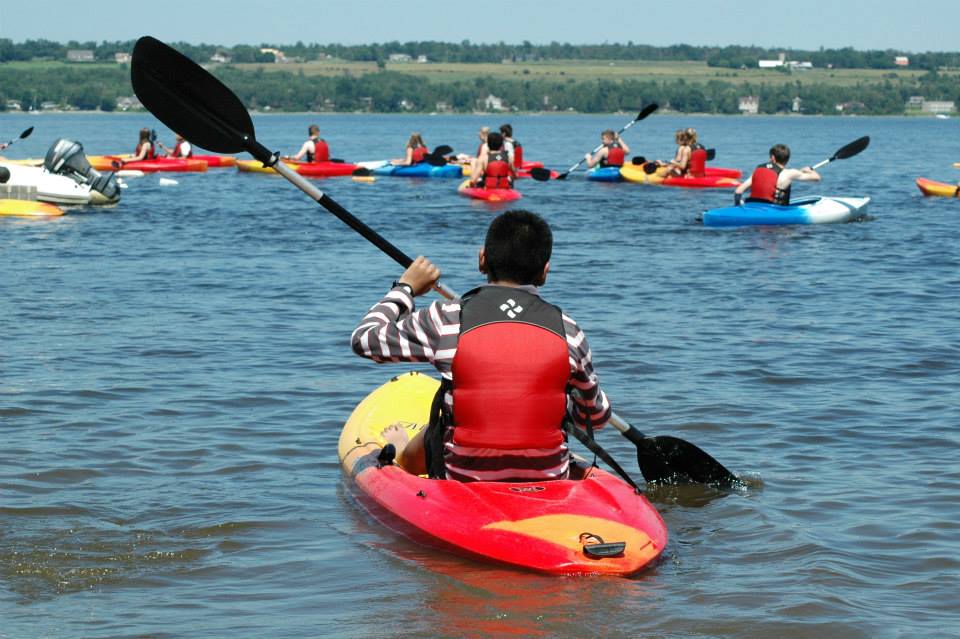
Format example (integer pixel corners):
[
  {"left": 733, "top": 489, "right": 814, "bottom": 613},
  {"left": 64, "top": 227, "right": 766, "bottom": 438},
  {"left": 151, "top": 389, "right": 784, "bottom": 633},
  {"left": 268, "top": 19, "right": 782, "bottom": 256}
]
[
  {"left": 352, "top": 167, "right": 373, "bottom": 177},
  {"left": 131, "top": 36, "right": 256, "bottom": 156},
  {"left": 20, "top": 126, "right": 34, "bottom": 140},
  {"left": 706, "top": 148, "right": 716, "bottom": 161},
  {"left": 425, "top": 153, "right": 448, "bottom": 167},
  {"left": 528, "top": 167, "right": 553, "bottom": 182},
  {"left": 832, "top": 136, "right": 870, "bottom": 161},
  {"left": 631, "top": 156, "right": 647, "bottom": 165},
  {"left": 636, "top": 103, "right": 659, "bottom": 121},
  {"left": 640, "top": 436, "right": 739, "bottom": 486},
  {"left": 643, "top": 162, "right": 659, "bottom": 175},
  {"left": 432, "top": 144, "right": 453, "bottom": 157}
]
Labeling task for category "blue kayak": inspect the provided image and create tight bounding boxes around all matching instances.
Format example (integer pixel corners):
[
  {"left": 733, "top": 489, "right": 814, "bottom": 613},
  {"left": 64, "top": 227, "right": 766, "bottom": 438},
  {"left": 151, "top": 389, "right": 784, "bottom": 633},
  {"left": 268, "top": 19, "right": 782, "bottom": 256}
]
[
  {"left": 702, "top": 196, "right": 870, "bottom": 227},
  {"left": 371, "top": 163, "right": 463, "bottom": 178},
  {"left": 585, "top": 166, "right": 623, "bottom": 182}
]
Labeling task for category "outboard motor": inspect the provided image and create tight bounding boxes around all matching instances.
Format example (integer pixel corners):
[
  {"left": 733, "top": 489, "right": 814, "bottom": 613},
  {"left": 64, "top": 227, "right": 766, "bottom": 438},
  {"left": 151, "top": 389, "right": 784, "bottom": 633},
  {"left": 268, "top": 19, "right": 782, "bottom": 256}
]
[{"left": 44, "top": 138, "right": 120, "bottom": 201}]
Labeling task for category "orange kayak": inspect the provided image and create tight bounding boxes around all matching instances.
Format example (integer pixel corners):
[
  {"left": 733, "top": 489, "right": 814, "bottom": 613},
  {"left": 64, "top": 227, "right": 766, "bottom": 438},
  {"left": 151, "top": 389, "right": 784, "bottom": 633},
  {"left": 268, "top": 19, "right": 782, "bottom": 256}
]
[
  {"left": 916, "top": 177, "right": 960, "bottom": 198},
  {"left": 87, "top": 155, "right": 208, "bottom": 172}
]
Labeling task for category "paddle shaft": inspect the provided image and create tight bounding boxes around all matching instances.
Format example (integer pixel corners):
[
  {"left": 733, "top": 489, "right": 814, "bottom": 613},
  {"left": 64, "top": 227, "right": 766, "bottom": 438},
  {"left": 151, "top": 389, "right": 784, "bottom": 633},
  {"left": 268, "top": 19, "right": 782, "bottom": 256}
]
[
  {"left": 562, "top": 115, "right": 644, "bottom": 176},
  {"left": 3, "top": 126, "right": 34, "bottom": 148}
]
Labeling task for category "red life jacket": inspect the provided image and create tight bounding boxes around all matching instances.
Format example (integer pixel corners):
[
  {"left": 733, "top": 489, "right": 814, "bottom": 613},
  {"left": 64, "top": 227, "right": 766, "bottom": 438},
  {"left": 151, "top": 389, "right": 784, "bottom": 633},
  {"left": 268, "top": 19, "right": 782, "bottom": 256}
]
[
  {"left": 306, "top": 138, "right": 329, "bottom": 163},
  {"left": 484, "top": 150, "right": 512, "bottom": 189},
  {"left": 136, "top": 141, "right": 156, "bottom": 160},
  {"left": 173, "top": 140, "right": 192, "bottom": 158},
  {"left": 749, "top": 162, "right": 791, "bottom": 205},
  {"left": 411, "top": 145, "right": 429, "bottom": 163},
  {"left": 511, "top": 139, "right": 524, "bottom": 168},
  {"left": 450, "top": 286, "right": 570, "bottom": 453},
  {"left": 602, "top": 142, "right": 624, "bottom": 167},
  {"left": 689, "top": 147, "right": 707, "bottom": 178}
]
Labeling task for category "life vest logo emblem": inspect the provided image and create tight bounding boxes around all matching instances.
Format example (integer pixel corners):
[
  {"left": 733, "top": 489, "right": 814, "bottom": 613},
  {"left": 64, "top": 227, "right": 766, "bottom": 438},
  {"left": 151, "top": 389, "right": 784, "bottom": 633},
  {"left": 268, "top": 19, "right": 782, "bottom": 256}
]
[{"left": 499, "top": 299, "right": 524, "bottom": 318}]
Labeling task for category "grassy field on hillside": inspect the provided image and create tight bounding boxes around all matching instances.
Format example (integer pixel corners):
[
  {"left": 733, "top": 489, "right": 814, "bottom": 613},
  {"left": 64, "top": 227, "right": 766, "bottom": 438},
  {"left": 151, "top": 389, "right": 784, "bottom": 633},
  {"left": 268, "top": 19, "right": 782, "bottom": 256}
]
[{"left": 231, "top": 58, "right": 943, "bottom": 86}]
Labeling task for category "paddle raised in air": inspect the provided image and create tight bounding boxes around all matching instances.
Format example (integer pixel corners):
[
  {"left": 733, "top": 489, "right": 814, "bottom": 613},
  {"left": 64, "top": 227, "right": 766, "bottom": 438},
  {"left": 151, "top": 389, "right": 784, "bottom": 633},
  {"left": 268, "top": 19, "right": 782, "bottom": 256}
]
[
  {"left": 529, "top": 103, "right": 658, "bottom": 182},
  {"left": 811, "top": 136, "right": 870, "bottom": 170},
  {"left": 2, "top": 126, "right": 34, "bottom": 149},
  {"left": 130, "top": 36, "right": 737, "bottom": 487}
]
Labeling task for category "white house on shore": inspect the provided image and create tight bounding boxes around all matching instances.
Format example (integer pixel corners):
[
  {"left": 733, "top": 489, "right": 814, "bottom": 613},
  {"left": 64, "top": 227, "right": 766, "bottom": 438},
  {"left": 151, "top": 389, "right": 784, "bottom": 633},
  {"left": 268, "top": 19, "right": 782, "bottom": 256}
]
[{"left": 739, "top": 96, "right": 759, "bottom": 114}]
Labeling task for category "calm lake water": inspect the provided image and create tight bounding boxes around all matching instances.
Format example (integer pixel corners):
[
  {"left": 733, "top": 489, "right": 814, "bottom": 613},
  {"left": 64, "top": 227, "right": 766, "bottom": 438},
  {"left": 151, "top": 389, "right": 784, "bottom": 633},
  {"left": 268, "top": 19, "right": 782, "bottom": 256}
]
[{"left": 2, "top": 112, "right": 958, "bottom": 638}]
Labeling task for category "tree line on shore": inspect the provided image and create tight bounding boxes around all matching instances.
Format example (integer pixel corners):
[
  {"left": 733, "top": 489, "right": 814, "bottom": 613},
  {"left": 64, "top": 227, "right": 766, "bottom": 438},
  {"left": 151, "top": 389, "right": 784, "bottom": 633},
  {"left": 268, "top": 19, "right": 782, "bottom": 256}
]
[
  {"left": 1, "top": 39, "right": 958, "bottom": 115},
  {"left": 4, "top": 38, "right": 960, "bottom": 69}
]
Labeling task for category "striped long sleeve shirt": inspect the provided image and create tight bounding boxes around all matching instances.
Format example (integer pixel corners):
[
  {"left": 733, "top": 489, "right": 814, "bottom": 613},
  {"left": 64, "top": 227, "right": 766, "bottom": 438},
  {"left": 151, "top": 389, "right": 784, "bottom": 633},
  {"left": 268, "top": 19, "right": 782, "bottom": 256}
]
[{"left": 351, "top": 284, "right": 612, "bottom": 480}]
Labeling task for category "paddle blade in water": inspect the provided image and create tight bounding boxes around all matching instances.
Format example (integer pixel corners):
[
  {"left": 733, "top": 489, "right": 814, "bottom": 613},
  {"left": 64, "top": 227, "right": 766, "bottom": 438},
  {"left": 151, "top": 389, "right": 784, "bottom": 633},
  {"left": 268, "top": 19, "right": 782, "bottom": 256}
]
[
  {"left": 131, "top": 36, "right": 256, "bottom": 156},
  {"left": 640, "top": 436, "right": 739, "bottom": 486},
  {"left": 528, "top": 167, "right": 553, "bottom": 182},
  {"left": 833, "top": 136, "right": 870, "bottom": 161}
]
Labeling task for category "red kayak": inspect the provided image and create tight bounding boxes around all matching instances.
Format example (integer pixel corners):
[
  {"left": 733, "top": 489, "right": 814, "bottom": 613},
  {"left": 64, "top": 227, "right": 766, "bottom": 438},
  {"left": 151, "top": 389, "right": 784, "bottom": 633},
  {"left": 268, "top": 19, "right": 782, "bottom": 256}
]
[
  {"left": 516, "top": 160, "right": 558, "bottom": 180},
  {"left": 339, "top": 373, "right": 667, "bottom": 575},
  {"left": 458, "top": 179, "right": 523, "bottom": 202},
  {"left": 621, "top": 164, "right": 741, "bottom": 188},
  {"left": 236, "top": 159, "right": 358, "bottom": 177},
  {"left": 191, "top": 154, "right": 236, "bottom": 168},
  {"left": 87, "top": 155, "right": 208, "bottom": 172}
]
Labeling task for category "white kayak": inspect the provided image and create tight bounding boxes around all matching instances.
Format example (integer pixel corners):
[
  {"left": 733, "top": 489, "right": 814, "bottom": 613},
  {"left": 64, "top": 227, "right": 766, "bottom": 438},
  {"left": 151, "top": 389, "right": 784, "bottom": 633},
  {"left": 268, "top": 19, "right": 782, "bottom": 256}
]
[
  {"left": 0, "top": 162, "right": 119, "bottom": 206},
  {"left": 702, "top": 196, "right": 870, "bottom": 227}
]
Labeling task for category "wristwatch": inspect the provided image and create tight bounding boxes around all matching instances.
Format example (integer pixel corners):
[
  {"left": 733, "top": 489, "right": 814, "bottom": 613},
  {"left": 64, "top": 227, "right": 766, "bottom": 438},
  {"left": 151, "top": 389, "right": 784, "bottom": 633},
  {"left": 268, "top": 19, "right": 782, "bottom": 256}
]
[{"left": 392, "top": 281, "right": 415, "bottom": 297}]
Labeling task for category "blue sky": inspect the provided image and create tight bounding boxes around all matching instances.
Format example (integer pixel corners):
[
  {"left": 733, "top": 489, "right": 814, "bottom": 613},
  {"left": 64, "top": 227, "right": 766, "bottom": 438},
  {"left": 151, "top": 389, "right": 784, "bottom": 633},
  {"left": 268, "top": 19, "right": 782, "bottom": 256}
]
[{"left": 2, "top": 0, "right": 958, "bottom": 52}]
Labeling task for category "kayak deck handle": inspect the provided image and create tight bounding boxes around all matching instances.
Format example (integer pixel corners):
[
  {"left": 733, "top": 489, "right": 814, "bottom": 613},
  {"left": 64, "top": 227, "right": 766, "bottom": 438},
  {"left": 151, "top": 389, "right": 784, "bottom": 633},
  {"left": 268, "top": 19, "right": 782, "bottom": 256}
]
[{"left": 579, "top": 532, "right": 626, "bottom": 559}]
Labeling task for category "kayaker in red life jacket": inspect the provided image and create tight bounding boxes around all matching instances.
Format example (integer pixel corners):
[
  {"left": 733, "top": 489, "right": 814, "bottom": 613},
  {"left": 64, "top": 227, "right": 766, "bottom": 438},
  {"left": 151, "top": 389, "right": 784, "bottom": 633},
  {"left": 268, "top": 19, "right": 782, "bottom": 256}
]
[
  {"left": 734, "top": 143, "right": 821, "bottom": 206},
  {"left": 460, "top": 126, "right": 491, "bottom": 174},
  {"left": 351, "top": 210, "right": 612, "bottom": 482},
  {"left": 289, "top": 125, "right": 330, "bottom": 163},
  {"left": 499, "top": 123, "right": 523, "bottom": 169},
  {"left": 157, "top": 133, "right": 193, "bottom": 158},
  {"left": 686, "top": 128, "right": 707, "bottom": 178},
  {"left": 130, "top": 127, "right": 156, "bottom": 161},
  {"left": 584, "top": 129, "right": 629, "bottom": 168},
  {"left": 471, "top": 132, "right": 516, "bottom": 190},
  {"left": 392, "top": 132, "right": 430, "bottom": 166}
]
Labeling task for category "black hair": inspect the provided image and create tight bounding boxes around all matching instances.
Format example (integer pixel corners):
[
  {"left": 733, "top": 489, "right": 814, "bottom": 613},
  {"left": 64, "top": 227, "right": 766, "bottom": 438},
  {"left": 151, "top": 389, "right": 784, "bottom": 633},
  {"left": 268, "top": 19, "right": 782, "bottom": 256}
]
[
  {"left": 770, "top": 143, "right": 790, "bottom": 164},
  {"left": 487, "top": 131, "right": 504, "bottom": 151},
  {"left": 499, "top": 123, "right": 513, "bottom": 137},
  {"left": 308, "top": 124, "right": 319, "bottom": 136},
  {"left": 484, "top": 210, "right": 552, "bottom": 285}
]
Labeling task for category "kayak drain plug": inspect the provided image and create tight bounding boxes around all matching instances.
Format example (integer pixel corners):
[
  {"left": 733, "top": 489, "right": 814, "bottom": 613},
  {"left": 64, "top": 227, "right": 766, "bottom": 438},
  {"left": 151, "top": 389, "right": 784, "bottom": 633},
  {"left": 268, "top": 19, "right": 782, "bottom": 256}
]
[{"left": 579, "top": 532, "right": 626, "bottom": 559}]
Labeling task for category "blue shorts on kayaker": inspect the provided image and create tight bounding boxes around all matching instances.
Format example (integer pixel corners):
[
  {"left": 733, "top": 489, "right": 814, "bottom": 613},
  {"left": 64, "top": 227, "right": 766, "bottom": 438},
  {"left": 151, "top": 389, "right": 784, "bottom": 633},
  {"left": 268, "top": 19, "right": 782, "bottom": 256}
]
[{"left": 351, "top": 210, "right": 612, "bottom": 482}]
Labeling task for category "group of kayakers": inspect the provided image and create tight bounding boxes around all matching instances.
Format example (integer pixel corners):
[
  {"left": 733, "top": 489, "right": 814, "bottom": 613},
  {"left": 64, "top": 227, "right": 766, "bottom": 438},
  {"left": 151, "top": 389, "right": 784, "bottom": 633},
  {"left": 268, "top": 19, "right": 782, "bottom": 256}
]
[
  {"left": 120, "top": 124, "right": 842, "bottom": 206},
  {"left": 131, "top": 127, "right": 193, "bottom": 162}
]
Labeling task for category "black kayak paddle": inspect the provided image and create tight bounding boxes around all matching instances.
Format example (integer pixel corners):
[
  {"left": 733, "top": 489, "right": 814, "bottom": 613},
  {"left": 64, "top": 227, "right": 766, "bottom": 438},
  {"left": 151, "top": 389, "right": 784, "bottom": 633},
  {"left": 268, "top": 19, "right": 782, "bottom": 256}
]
[
  {"left": 130, "top": 35, "right": 738, "bottom": 487},
  {"left": 530, "top": 103, "right": 658, "bottom": 182},
  {"left": 2, "top": 126, "right": 34, "bottom": 149}
]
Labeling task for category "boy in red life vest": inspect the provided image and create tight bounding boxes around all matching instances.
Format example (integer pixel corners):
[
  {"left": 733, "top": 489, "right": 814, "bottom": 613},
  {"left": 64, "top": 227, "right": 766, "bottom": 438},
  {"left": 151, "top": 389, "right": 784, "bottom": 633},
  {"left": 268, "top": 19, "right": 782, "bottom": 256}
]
[
  {"left": 734, "top": 143, "right": 821, "bottom": 205},
  {"left": 499, "top": 123, "right": 522, "bottom": 169},
  {"left": 158, "top": 133, "right": 193, "bottom": 158},
  {"left": 584, "top": 129, "right": 629, "bottom": 168},
  {"left": 351, "top": 210, "right": 612, "bottom": 482},
  {"left": 289, "top": 124, "right": 330, "bottom": 163},
  {"left": 470, "top": 132, "right": 515, "bottom": 190}
]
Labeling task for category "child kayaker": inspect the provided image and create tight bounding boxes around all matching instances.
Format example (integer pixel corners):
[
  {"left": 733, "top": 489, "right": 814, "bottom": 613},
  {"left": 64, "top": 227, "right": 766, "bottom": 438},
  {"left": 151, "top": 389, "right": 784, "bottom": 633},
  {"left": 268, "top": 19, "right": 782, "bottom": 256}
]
[
  {"left": 351, "top": 210, "right": 612, "bottom": 482},
  {"left": 289, "top": 125, "right": 329, "bottom": 163},
  {"left": 130, "top": 128, "right": 156, "bottom": 161},
  {"left": 470, "top": 132, "right": 515, "bottom": 190},
  {"left": 584, "top": 129, "right": 629, "bottom": 168},
  {"left": 734, "top": 143, "right": 821, "bottom": 205},
  {"left": 686, "top": 128, "right": 707, "bottom": 178},
  {"left": 392, "top": 133, "right": 430, "bottom": 166},
  {"left": 499, "top": 123, "right": 520, "bottom": 168},
  {"left": 158, "top": 133, "right": 193, "bottom": 158},
  {"left": 655, "top": 129, "right": 692, "bottom": 177}
]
